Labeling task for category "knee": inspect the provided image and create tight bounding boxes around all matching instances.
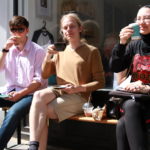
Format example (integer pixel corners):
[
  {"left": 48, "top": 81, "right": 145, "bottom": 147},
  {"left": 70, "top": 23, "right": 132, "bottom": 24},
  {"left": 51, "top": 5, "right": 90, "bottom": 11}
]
[
  {"left": 32, "top": 90, "right": 44, "bottom": 105},
  {"left": 123, "top": 100, "right": 140, "bottom": 112},
  {"left": 6, "top": 108, "right": 21, "bottom": 120},
  {"left": 34, "top": 89, "right": 51, "bottom": 100},
  {"left": 33, "top": 90, "right": 42, "bottom": 99},
  {"left": 32, "top": 89, "right": 54, "bottom": 106}
]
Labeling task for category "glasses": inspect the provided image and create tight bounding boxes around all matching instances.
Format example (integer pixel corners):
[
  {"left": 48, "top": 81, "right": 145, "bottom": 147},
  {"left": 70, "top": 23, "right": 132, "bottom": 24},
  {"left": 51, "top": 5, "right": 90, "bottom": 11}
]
[
  {"left": 136, "top": 16, "right": 150, "bottom": 23},
  {"left": 10, "top": 27, "right": 25, "bottom": 33}
]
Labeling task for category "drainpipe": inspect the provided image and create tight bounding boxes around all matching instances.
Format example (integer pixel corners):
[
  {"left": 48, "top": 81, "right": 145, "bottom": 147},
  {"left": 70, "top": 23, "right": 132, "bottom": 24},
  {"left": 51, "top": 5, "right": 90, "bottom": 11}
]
[{"left": 13, "top": 0, "right": 18, "bottom": 16}]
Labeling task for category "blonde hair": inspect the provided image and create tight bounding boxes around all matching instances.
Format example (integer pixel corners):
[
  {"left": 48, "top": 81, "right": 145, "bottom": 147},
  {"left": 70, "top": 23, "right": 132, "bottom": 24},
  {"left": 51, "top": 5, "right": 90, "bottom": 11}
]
[
  {"left": 60, "top": 13, "right": 83, "bottom": 39},
  {"left": 60, "top": 13, "right": 82, "bottom": 28}
]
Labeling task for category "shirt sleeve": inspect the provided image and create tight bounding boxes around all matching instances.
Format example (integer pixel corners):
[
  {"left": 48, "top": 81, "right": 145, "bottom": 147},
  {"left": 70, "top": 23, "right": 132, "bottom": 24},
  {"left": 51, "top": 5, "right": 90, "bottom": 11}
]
[
  {"left": 84, "top": 48, "right": 105, "bottom": 91},
  {"left": 32, "top": 48, "right": 48, "bottom": 87},
  {"left": 110, "top": 43, "right": 133, "bottom": 73}
]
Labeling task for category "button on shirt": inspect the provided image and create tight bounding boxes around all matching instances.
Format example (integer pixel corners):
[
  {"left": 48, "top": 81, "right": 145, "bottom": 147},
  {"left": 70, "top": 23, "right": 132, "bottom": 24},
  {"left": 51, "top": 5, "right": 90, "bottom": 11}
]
[{"left": 0, "top": 39, "right": 47, "bottom": 94}]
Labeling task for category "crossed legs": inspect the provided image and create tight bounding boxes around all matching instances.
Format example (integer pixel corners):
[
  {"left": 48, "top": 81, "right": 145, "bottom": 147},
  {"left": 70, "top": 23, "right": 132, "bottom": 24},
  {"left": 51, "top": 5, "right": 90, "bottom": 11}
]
[
  {"left": 29, "top": 87, "right": 57, "bottom": 150},
  {"left": 116, "top": 100, "right": 147, "bottom": 150}
]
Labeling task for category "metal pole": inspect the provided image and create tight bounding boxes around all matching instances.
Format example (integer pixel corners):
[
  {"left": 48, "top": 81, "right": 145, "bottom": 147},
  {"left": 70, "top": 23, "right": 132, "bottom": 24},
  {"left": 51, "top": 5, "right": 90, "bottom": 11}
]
[{"left": 13, "top": 0, "right": 18, "bottom": 16}]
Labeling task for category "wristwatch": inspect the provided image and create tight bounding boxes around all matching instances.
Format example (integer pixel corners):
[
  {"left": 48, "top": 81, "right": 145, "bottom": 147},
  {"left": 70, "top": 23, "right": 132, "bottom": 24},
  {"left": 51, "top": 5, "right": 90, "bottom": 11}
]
[{"left": 2, "top": 49, "right": 9, "bottom": 53}]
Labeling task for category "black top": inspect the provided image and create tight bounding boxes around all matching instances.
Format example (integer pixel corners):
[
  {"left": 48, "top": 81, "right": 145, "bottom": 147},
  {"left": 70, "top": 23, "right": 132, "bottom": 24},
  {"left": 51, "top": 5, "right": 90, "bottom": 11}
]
[{"left": 110, "top": 34, "right": 150, "bottom": 84}]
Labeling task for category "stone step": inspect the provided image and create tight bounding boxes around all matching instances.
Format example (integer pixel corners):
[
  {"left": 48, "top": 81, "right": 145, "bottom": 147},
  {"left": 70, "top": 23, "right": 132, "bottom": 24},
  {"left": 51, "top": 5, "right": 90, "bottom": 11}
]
[
  {"left": 21, "top": 126, "right": 29, "bottom": 133},
  {"left": 20, "top": 126, "right": 29, "bottom": 141}
]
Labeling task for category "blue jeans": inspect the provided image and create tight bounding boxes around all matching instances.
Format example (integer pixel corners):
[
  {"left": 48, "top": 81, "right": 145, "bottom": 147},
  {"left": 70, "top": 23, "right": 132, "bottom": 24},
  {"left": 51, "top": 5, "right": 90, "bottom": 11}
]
[{"left": 0, "top": 95, "right": 33, "bottom": 150}]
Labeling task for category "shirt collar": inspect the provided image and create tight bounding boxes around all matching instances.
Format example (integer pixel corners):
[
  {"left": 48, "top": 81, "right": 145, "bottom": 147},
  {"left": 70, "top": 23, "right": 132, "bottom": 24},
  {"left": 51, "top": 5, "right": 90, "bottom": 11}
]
[
  {"left": 23, "top": 38, "right": 30, "bottom": 52},
  {"left": 12, "top": 37, "right": 30, "bottom": 53}
]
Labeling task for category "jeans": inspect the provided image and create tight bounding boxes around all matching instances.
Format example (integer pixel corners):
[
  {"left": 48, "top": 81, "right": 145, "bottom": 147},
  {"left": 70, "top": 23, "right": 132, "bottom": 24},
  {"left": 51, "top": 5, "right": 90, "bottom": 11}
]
[{"left": 0, "top": 95, "right": 33, "bottom": 150}]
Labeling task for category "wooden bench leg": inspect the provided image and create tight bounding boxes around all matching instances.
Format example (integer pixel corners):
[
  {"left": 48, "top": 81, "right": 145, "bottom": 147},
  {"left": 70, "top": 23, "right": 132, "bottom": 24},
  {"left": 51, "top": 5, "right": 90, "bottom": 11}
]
[
  {"left": 7, "top": 117, "right": 22, "bottom": 146},
  {"left": 17, "top": 120, "right": 21, "bottom": 144}
]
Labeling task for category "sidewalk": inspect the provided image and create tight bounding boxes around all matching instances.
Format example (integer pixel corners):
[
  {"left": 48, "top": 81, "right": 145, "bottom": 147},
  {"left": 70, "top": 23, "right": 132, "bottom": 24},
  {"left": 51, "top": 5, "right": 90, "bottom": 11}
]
[
  {"left": 1, "top": 110, "right": 72, "bottom": 150},
  {"left": 5, "top": 137, "right": 29, "bottom": 150},
  {"left": 6, "top": 136, "right": 73, "bottom": 150}
]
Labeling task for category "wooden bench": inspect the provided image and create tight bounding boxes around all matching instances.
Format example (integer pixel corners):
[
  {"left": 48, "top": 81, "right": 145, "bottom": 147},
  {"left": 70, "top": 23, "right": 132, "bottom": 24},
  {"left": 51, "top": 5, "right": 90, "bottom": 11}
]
[
  {"left": 48, "top": 88, "right": 118, "bottom": 150},
  {"left": 70, "top": 114, "right": 118, "bottom": 125},
  {"left": 69, "top": 88, "right": 118, "bottom": 125},
  {"left": 48, "top": 114, "right": 118, "bottom": 150},
  {"left": 47, "top": 88, "right": 150, "bottom": 150}
]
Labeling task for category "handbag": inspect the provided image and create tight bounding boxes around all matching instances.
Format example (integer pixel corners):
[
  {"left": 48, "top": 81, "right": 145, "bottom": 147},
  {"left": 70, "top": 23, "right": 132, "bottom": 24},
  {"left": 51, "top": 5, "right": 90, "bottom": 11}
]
[
  {"left": 109, "top": 90, "right": 150, "bottom": 101},
  {"left": 106, "top": 90, "right": 150, "bottom": 119},
  {"left": 106, "top": 96, "right": 124, "bottom": 119}
]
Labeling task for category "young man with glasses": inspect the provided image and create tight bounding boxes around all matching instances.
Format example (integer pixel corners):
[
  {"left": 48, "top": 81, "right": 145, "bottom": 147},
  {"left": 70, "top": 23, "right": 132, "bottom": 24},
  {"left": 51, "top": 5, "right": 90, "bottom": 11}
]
[
  {"left": 0, "top": 16, "right": 47, "bottom": 149},
  {"left": 110, "top": 5, "right": 150, "bottom": 150}
]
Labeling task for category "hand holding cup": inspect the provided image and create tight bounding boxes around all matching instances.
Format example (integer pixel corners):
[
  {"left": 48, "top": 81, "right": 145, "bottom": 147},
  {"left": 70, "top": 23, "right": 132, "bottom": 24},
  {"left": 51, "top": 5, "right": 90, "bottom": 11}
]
[
  {"left": 119, "top": 26, "right": 134, "bottom": 44},
  {"left": 3, "top": 36, "right": 21, "bottom": 50},
  {"left": 54, "top": 42, "right": 66, "bottom": 51},
  {"left": 11, "top": 36, "right": 22, "bottom": 46}
]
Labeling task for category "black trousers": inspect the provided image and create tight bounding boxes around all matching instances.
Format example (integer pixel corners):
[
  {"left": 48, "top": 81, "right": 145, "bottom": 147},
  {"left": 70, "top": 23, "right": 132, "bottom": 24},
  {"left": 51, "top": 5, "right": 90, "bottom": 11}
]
[{"left": 116, "top": 99, "right": 150, "bottom": 150}]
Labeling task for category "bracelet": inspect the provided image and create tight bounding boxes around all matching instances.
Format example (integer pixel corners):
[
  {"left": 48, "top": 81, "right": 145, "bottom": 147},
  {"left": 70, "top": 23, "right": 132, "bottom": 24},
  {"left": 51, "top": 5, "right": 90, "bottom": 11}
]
[{"left": 2, "top": 49, "right": 9, "bottom": 53}]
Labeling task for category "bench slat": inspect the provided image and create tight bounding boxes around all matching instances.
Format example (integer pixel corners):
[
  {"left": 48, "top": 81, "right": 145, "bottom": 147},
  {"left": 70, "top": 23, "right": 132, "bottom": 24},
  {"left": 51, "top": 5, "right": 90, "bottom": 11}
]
[{"left": 70, "top": 115, "right": 118, "bottom": 125}]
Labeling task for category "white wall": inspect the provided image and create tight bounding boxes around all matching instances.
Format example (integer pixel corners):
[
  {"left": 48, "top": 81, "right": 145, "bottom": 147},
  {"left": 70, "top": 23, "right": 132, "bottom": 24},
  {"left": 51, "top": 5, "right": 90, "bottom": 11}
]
[
  {"left": 0, "top": 0, "right": 14, "bottom": 86},
  {"left": 0, "top": 0, "right": 58, "bottom": 86},
  {"left": 24, "top": 0, "right": 58, "bottom": 41}
]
